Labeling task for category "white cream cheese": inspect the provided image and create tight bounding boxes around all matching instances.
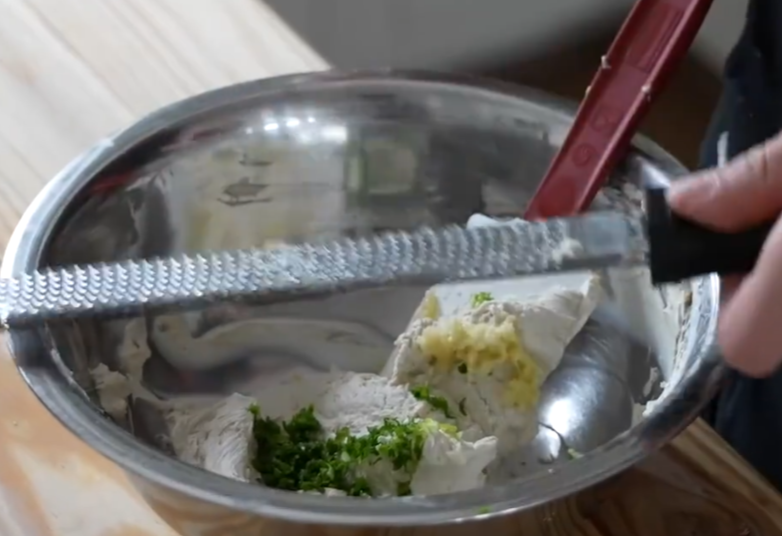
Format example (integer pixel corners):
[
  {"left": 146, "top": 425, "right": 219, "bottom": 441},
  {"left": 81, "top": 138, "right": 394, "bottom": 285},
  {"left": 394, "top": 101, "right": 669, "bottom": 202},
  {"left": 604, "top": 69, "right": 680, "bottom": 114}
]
[
  {"left": 90, "top": 364, "right": 133, "bottom": 422},
  {"left": 157, "top": 368, "right": 499, "bottom": 496},
  {"left": 88, "top": 317, "right": 500, "bottom": 496},
  {"left": 162, "top": 393, "right": 259, "bottom": 482},
  {"left": 88, "top": 319, "right": 153, "bottom": 421},
  {"left": 385, "top": 276, "right": 602, "bottom": 454},
  {"left": 410, "top": 429, "right": 497, "bottom": 495}
]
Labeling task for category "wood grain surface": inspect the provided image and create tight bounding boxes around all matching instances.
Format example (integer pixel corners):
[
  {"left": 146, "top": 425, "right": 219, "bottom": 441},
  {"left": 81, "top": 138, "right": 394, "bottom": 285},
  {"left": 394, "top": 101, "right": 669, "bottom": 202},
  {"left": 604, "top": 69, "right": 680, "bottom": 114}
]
[
  {"left": 0, "top": 0, "right": 326, "bottom": 250},
  {"left": 0, "top": 1, "right": 780, "bottom": 535}
]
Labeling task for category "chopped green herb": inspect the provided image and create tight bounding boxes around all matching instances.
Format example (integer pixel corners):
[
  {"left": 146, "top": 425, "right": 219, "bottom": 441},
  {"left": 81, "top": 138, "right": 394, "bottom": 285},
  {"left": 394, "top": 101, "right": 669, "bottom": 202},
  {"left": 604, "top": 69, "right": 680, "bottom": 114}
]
[
  {"left": 471, "top": 292, "right": 494, "bottom": 307},
  {"left": 397, "top": 481, "right": 412, "bottom": 496},
  {"left": 249, "top": 405, "right": 430, "bottom": 497},
  {"left": 282, "top": 404, "right": 321, "bottom": 443},
  {"left": 410, "top": 385, "right": 429, "bottom": 399},
  {"left": 349, "top": 477, "right": 372, "bottom": 497},
  {"left": 371, "top": 419, "right": 428, "bottom": 471},
  {"left": 410, "top": 385, "right": 453, "bottom": 419},
  {"left": 458, "top": 398, "right": 467, "bottom": 416},
  {"left": 457, "top": 362, "right": 468, "bottom": 374},
  {"left": 477, "top": 506, "right": 492, "bottom": 515}
]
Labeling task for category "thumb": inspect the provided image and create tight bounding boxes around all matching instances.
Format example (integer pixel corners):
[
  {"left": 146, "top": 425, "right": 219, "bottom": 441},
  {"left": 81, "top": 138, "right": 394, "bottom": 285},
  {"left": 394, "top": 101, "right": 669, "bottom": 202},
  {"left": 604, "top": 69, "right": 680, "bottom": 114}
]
[
  {"left": 718, "top": 221, "right": 782, "bottom": 377},
  {"left": 668, "top": 132, "right": 782, "bottom": 231}
]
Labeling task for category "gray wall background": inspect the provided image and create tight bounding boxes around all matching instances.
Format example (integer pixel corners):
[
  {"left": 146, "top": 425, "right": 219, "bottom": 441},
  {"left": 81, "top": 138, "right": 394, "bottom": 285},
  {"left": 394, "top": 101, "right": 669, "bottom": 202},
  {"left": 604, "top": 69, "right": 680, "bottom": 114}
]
[{"left": 267, "top": 0, "right": 748, "bottom": 73}]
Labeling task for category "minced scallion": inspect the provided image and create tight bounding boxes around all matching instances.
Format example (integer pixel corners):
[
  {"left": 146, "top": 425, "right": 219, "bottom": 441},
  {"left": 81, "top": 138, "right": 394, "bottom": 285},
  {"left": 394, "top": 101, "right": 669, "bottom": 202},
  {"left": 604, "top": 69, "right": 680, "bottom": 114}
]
[
  {"left": 249, "top": 404, "right": 433, "bottom": 497},
  {"left": 410, "top": 385, "right": 453, "bottom": 419},
  {"left": 471, "top": 292, "right": 494, "bottom": 307}
]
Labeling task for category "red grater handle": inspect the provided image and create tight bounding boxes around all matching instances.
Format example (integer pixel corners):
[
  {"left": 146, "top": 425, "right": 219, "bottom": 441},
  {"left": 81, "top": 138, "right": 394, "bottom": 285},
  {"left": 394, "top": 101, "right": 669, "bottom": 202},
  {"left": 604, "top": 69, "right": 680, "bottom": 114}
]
[{"left": 524, "top": 0, "right": 714, "bottom": 220}]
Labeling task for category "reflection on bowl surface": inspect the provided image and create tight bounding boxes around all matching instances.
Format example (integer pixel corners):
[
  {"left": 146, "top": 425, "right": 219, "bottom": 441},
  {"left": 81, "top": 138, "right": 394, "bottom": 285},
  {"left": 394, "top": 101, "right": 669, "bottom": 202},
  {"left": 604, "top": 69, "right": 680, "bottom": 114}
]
[{"left": 2, "top": 70, "right": 723, "bottom": 529}]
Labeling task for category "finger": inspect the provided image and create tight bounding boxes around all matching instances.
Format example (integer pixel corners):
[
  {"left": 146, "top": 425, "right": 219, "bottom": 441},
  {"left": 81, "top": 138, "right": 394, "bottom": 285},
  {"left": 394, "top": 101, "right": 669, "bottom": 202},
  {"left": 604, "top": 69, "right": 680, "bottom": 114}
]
[
  {"left": 668, "top": 132, "right": 782, "bottom": 231},
  {"left": 718, "top": 219, "right": 782, "bottom": 376}
]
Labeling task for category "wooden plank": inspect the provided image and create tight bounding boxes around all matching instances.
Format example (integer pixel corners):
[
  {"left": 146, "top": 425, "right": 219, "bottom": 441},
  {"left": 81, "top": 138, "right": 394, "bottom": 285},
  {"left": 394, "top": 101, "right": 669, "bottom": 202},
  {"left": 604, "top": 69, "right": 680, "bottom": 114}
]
[{"left": 0, "top": 0, "right": 326, "bottom": 250}]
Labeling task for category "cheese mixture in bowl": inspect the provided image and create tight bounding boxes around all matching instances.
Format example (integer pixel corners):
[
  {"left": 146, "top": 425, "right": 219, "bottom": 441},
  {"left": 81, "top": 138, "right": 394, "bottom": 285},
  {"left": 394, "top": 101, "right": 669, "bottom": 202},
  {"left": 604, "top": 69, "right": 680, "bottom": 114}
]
[
  {"left": 90, "top": 214, "right": 620, "bottom": 498},
  {"left": 94, "top": 276, "right": 603, "bottom": 498}
]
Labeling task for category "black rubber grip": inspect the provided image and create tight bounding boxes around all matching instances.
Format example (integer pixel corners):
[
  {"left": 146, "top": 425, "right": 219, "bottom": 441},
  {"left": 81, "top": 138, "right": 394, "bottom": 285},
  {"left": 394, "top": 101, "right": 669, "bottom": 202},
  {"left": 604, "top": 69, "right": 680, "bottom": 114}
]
[{"left": 646, "top": 187, "right": 776, "bottom": 285}]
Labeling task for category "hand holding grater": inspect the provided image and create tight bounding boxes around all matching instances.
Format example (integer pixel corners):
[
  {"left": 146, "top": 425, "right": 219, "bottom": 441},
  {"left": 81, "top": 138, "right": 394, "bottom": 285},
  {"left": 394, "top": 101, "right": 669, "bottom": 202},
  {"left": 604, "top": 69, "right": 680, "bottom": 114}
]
[{"left": 0, "top": 188, "right": 773, "bottom": 328}]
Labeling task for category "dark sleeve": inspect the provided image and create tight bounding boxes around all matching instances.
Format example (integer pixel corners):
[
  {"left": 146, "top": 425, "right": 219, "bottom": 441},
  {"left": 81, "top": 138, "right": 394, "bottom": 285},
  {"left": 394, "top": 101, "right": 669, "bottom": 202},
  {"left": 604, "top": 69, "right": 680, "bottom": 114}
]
[{"left": 698, "top": 0, "right": 782, "bottom": 492}]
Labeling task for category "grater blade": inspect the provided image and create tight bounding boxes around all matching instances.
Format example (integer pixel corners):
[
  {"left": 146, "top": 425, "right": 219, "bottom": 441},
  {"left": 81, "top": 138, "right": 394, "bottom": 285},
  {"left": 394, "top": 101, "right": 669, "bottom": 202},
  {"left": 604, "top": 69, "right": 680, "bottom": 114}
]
[{"left": 0, "top": 212, "right": 648, "bottom": 328}]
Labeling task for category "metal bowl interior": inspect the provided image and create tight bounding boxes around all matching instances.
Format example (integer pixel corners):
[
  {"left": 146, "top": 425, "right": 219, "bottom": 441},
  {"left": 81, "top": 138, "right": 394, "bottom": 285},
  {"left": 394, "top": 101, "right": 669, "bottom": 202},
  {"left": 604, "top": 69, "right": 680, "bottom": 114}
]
[{"left": 2, "top": 70, "right": 724, "bottom": 526}]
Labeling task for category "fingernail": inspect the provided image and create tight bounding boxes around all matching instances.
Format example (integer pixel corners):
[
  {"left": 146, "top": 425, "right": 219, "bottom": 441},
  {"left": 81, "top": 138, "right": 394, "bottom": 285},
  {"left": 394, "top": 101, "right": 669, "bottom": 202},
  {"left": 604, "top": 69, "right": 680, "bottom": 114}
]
[{"left": 667, "top": 176, "right": 704, "bottom": 208}]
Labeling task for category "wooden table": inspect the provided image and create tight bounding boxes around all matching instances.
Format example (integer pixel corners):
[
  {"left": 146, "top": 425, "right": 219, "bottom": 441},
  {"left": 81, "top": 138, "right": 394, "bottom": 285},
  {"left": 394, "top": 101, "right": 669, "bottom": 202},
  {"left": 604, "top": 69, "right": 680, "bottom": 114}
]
[{"left": 1, "top": 1, "right": 782, "bottom": 535}]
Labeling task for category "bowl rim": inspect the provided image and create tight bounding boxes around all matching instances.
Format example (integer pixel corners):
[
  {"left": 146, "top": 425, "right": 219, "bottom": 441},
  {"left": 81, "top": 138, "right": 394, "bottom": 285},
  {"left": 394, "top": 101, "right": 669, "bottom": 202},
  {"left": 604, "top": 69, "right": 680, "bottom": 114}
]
[{"left": 1, "top": 68, "right": 725, "bottom": 526}]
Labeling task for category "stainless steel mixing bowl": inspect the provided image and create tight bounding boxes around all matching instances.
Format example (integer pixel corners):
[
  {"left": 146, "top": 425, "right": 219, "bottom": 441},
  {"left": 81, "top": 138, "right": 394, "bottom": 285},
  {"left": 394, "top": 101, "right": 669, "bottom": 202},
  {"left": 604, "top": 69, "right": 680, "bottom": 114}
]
[{"left": 2, "top": 70, "right": 724, "bottom": 532}]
